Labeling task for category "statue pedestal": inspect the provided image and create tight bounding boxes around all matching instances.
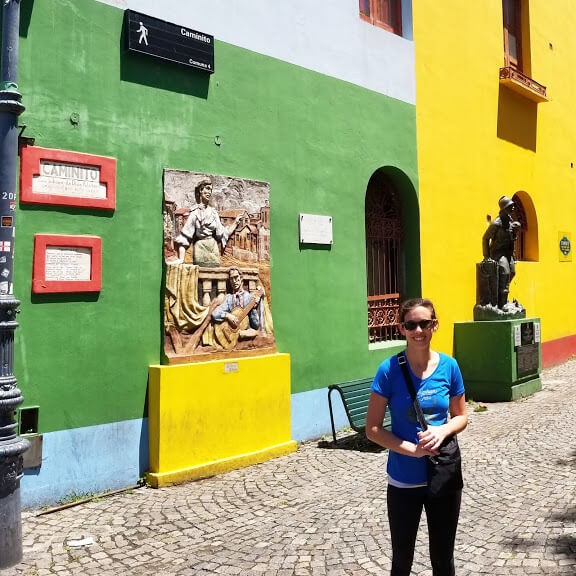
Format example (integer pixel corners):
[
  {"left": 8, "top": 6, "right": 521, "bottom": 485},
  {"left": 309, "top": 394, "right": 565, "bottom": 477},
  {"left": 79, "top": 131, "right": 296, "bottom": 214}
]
[
  {"left": 454, "top": 318, "right": 542, "bottom": 402},
  {"left": 147, "top": 353, "right": 296, "bottom": 487}
]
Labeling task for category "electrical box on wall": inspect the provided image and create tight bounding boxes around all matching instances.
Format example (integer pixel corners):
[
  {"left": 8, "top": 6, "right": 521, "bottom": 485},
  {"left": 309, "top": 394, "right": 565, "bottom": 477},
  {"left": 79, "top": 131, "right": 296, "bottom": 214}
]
[
  {"left": 19, "top": 406, "right": 43, "bottom": 469},
  {"left": 19, "top": 406, "right": 39, "bottom": 435}
]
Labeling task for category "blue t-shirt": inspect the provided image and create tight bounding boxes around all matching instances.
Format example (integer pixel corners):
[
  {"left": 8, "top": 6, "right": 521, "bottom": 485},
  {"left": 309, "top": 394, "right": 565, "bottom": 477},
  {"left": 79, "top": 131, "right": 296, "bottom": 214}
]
[{"left": 371, "top": 352, "right": 465, "bottom": 485}]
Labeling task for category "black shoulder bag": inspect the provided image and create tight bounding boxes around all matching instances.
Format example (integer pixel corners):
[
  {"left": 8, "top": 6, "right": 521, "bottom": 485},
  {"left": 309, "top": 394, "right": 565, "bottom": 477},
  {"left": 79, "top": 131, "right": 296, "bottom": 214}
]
[{"left": 397, "top": 352, "right": 463, "bottom": 497}]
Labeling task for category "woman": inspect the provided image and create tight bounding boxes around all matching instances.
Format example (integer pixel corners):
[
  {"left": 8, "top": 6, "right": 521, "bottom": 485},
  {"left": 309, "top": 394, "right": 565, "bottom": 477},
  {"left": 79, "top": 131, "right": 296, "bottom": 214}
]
[
  {"left": 366, "top": 298, "right": 467, "bottom": 576},
  {"left": 175, "top": 178, "right": 238, "bottom": 267}
]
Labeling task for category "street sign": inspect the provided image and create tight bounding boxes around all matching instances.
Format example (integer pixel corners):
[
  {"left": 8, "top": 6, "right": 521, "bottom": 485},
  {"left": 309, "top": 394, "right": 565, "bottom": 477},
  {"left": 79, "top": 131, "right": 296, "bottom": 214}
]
[{"left": 125, "top": 10, "right": 214, "bottom": 73}]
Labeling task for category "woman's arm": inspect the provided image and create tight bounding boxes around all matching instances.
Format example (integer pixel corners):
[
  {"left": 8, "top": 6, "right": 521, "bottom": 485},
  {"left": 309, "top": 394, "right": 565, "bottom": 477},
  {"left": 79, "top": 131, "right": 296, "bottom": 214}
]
[
  {"left": 447, "top": 393, "right": 468, "bottom": 434},
  {"left": 365, "top": 392, "right": 432, "bottom": 458}
]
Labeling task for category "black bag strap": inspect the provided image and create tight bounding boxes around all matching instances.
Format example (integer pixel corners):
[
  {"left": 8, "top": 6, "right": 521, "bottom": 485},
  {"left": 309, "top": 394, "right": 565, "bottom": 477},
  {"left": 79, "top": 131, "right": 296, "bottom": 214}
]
[
  {"left": 397, "top": 352, "right": 428, "bottom": 432},
  {"left": 397, "top": 351, "right": 439, "bottom": 464}
]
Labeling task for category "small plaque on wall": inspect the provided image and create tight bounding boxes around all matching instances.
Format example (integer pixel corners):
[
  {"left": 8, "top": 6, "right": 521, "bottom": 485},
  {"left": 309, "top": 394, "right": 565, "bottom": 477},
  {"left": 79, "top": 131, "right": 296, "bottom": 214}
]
[
  {"left": 20, "top": 147, "right": 116, "bottom": 210},
  {"left": 558, "top": 231, "right": 572, "bottom": 262},
  {"left": 299, "top": 213, "right": 333, "bottom": 245},
  {"left": 514, "top": 324, "right": 521, "bottom": 347},
  {"left": 520, "top": 321, "right": 535, "bottom": 345},
  {"left": 32, "top": 234, "right": 102, "bottom": 293},
  {"left": 516, "top": 343, "right": 539, "bottom": 378}
]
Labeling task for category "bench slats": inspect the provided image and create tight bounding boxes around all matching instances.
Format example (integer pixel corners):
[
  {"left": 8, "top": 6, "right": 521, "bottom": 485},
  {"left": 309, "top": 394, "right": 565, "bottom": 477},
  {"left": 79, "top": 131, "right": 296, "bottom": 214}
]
[
  {"left": 344, "top": 393, "right": 371, "bottom": 404},
  {"left": 340, "top": 386, "right": 372, "bottom": 396},
  {"left": 348, "top": 408, "right": 367, "bottom": 417},
  {"left": 328, "top": 378, "right": 391, "bottom": 443},
  {"left": 334, "top": 380, "right": 373, "bottom": 393},
  {"left": 344, "top": 396, "right": 371, "bottom": 407}
]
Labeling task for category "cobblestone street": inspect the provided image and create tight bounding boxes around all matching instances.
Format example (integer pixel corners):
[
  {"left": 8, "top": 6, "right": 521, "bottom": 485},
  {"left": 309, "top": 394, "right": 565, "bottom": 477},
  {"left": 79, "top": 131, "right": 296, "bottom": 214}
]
[{"left": 7, "top": 361, "right": 576, "bottom": 576}]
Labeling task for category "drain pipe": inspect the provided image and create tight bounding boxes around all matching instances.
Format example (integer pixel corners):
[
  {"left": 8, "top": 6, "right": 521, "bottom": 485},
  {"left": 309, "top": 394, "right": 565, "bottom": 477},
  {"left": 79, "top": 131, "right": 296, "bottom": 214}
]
[{"left": 0, "top": 0, "right": 29, "bottom": 569}]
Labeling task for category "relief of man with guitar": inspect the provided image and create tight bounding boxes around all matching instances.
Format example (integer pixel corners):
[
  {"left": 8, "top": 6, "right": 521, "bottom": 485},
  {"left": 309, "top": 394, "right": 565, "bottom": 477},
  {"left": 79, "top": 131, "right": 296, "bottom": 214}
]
[{"left": 212, "top": 267, "right": 264, "bottom": 350}]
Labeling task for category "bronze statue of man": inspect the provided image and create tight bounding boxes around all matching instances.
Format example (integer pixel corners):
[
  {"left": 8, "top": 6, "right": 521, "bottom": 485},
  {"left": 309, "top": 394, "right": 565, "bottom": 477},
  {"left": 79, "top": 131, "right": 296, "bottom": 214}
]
[{"left": 482, "top": 196, "right": 521, "bottom": 309}]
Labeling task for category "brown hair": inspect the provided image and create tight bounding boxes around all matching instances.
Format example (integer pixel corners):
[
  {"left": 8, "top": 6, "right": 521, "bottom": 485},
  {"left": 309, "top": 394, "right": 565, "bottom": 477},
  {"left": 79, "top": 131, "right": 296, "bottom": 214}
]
[
  {"left": 228, "top": 266, "right": 242, "bottom": 278},
  {"left": 194, "top": 178, "right": 212, "bottom": 203},
  {"left": 399, "top": 298, "right": 437, "bottom": 323}
]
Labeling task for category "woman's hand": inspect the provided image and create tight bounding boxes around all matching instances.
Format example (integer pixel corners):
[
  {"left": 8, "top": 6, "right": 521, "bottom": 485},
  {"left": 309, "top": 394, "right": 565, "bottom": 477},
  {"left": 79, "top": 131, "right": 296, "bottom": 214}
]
[
  {"left": 416, "top": 426, "right": 447, "bottom": 456},
  {"left": 414, "top": 395, "right": 468, "bottom": 458},
  {"left": 412, "top": 441, "right": 435, "bottom": 458}
]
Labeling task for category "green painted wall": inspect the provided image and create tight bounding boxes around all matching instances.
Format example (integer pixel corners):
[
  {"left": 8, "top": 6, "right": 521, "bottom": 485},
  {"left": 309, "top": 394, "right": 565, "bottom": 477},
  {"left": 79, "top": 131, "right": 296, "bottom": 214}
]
[{"left": 14, "top": 0, "right": 418, "bottom": 433}]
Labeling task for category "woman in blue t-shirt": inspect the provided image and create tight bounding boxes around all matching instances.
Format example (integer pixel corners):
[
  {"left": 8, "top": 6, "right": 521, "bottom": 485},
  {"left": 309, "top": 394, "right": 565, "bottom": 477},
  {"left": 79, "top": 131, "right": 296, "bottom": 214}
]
[{"left": 366, "top": 298, "right": 467, "bottom": 576}]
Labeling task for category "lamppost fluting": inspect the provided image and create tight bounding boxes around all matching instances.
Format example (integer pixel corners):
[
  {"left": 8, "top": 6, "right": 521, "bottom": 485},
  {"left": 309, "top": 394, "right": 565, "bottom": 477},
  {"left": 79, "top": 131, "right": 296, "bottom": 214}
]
[{"left": 0, "top": 0, "right": 29, "bottom": 568}]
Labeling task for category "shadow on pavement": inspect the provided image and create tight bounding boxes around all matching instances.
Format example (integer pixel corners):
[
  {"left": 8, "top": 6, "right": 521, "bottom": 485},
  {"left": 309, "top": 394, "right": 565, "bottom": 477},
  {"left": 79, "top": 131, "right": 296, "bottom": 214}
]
[
  {"left": 317, "top": 433, "right": 385, "bottom": 453},
  {"left": 549, "top": 448, "right": 576, "bottom": 558},
  {"left": 555, "top": 447, "right": 576, "bottom": 468},
  {"left": 549, "top": 534, "right": 576, "bottom": 558},
  {"left": 503, "top": 449, "right": 576, "bottom": 561},
  {"left": 504, "top": 533, "right": 576, "bottom": 561}
]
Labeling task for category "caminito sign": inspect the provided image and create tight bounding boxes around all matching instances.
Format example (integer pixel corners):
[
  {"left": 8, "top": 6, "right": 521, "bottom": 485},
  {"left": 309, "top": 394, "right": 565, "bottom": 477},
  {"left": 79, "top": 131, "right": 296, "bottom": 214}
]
[{"left": 125, "top": 10, "right": 214, "bottom": 73}]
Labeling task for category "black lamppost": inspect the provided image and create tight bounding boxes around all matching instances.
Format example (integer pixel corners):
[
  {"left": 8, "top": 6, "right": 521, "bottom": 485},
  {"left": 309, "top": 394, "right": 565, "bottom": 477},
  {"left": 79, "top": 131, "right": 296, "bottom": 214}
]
[{"left": 0, "top": 0, "right": 29, "bottom": 568}]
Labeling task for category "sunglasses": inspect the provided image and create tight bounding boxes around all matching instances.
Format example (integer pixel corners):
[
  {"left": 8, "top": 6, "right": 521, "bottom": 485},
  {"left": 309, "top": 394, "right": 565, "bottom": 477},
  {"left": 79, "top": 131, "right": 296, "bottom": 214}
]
[{"left": 402, "top": 319, "right": 436, "bottom": 331}]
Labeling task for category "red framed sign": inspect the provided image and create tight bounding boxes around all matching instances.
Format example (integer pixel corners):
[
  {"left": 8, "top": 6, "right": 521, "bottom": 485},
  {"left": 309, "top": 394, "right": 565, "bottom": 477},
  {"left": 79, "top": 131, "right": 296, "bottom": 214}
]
[
  {"left": 20, "top": 147, "right": 116, "bottom": 210},
  {"left": 32, "top": 234, "right": 102, "bottom": 294}
]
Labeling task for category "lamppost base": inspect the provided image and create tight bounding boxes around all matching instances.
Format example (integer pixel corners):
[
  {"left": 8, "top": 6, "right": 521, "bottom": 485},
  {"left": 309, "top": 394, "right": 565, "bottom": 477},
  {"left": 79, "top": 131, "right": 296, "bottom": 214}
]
[{"left": 0, "top": 437, "right": 29, "bottom": 569}]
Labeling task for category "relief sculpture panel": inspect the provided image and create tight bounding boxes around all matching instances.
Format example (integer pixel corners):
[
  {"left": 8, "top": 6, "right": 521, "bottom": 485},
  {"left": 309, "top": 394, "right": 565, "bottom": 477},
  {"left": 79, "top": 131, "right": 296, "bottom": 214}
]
[{"left": 163, "top": 170, "right": 275, "bottom": 361}]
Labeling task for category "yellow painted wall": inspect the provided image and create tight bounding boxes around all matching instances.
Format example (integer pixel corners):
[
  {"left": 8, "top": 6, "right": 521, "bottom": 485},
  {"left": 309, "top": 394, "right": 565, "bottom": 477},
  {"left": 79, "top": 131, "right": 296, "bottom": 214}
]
[
  {"left": 413, "top": 1, "right": 576, "bottom": 353},
  {"left": 148, "top": 353, "right": 296, "bottom": 486}
]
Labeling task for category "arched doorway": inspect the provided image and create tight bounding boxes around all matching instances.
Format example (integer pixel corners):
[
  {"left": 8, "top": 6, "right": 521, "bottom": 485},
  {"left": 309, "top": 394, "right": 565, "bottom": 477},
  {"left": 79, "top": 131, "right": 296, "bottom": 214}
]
[
  {"left": 512, "top": 191, "right": 539, "bottom": 261},
  {"left": 365, "top": 170, "right": 403, "bottom": 343}
]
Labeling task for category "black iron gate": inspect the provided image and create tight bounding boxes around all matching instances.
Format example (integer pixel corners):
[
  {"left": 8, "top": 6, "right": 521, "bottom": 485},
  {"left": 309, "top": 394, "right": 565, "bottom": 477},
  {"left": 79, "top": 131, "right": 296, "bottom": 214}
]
[{"left": 365, "top": 173, "right": 402, "bottom": 342}]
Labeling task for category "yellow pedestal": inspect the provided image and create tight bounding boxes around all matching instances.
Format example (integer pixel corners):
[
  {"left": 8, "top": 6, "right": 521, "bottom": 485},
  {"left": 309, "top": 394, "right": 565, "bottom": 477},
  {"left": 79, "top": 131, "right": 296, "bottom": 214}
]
[{"left": 147, "top": 353, "right": 296, "bottom": 487}]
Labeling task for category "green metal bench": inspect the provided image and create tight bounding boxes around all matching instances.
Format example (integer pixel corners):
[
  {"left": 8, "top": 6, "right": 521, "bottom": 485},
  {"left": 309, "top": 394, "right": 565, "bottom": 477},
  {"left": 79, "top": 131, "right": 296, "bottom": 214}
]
[{"left": 328, "top": 378, "right": 391, "bottom": 444}]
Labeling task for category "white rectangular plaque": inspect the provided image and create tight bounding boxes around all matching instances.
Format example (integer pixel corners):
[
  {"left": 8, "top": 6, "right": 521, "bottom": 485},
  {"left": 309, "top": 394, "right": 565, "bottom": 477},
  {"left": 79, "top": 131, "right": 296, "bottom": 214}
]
[
  {"left": 45, "top": 246, "right": 92, "bottom": 282},
  {"left": 534, "top": 322, "right": 541, "bottom": 343},
  {"left": 225, "top": 362, "right": 239, "bottom": 373},
  {"left": 514, "top": 324, "right": 521, "bottom": 347},
  {"left": 33, "top": 161, "right": 107, "bottom": 200},
  {"left": 299, "top": 213, "right": 333, "bottom": 245}
]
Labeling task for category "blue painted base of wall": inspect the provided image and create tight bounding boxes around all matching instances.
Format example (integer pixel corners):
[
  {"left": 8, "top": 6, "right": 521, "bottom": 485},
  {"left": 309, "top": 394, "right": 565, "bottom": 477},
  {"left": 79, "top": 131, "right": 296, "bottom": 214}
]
[
  {"left": 21, "top": 418, "right": 149, "bottom": 509},
  {"left": 21, "top": 390, "right": 363, "bottom": 509},
  {"left": 291, "top": 387, "right": 350, "bottom": 443}
]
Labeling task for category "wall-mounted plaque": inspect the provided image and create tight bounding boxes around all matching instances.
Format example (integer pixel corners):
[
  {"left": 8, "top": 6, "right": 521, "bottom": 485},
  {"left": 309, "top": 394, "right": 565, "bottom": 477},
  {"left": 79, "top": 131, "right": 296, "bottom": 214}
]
[
  {"left": 299, "top": 213, "right": 333, "bottom": 245},
  {"left": 514, "top": 324, "right": 521, "bottom": 347},
  {"left": 516, "top": 343, "right": 539, "bottom": 378},
  {"left": 32, "top": 234, "right": 102, "bottom": 293},
  {"left": 520, "top": 321, "right": 534, "bottom": 346},
  {"left": 534, "top": 322, "right": 541, "bottom": 343},
  {"left": 558, "top": 231, "right": 572, "bottom": 262},
  {"left": 20, "top": 147, "right": 116, "bottom": 210},
  {"left": 125, "top": 10, "right": 214, "bottom": 73}
]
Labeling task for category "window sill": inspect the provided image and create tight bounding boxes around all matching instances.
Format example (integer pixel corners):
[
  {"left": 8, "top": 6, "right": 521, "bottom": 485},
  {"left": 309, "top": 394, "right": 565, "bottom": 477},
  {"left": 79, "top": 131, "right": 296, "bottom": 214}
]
[
  {"left": 499, "top": 67, "right": 548, "bottom": 103},
  {"left": 369, "top": 340, "right": 406, "bottom": 352}
]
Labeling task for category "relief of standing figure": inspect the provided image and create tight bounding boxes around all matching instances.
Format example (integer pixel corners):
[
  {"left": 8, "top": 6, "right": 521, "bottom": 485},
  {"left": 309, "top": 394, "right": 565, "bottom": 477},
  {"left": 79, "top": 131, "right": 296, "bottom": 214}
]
[{"left": 174, "top": 178, "right": 240, "bottom": 267}]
